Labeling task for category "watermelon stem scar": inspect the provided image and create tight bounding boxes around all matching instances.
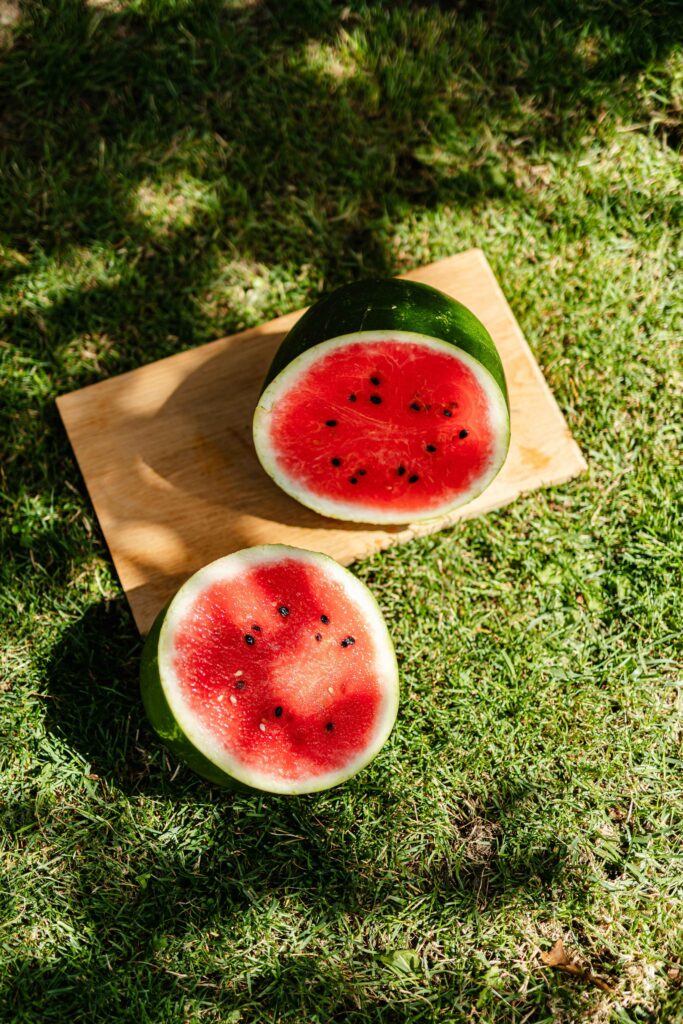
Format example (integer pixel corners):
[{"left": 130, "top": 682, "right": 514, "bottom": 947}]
[
  {"left": 140, "top": 545, "right": 399, "bottom": 795},
  {"left": 253, "top": 278, "right": 510, "bottom": 525}
]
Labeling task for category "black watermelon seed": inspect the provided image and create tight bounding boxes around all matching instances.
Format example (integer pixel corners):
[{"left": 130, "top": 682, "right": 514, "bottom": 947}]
[
  {"left": 358, "top": 468, "right": 366, "bottom": 476},
  {"left": 252, "top": 624, "right": 261, "bottom": 632},
  {"left": 278, "top": 605, "right": 289, "bottom": 617},
  {"left": 397, "top": 465, "right": 406, "bottom": 476},
  {"left": 326, "top": 722, "right": 334, "bottom": 732},
  {"left": 326, "top": 419, "right": 337, "bottom": 427},
  {"left": 321, "top": 614, "right": 329, "bottom": 624},
  {"left": 408, "top": 474, "right": 419, "bottom": 484},
  {"left": 410, "top": 402, "right": 421, "bottom": 411},
  {"left": 245, "top": 634, "right": 255, "bottom": 645},
  {"left": 370, "top": 395, "right": 382, "bottom": 405},
  {"left": 331, "top": 457, "right": 342, "bottom": 467},
  {"left": 459, "top": 429, "right": 469, "bottom": 439},
  {"left": 274, "top": 706, "right": 283, "bottom": 718},
  {"left": 315, "top": 633, "right": 322, "bottom": 641},
  {"left": 341, "top": 636, "right": 355, "bottom": 648},
  {"left": 443, "top": 409, "right": 452, "bottom": 417},
  {"left": 348, "top": 393, "right": 357, "bottom": 402},
  {"left": 370, "top": 375, "right": 380, "bottom": 386},
  {"left": 235, "top": 680, "right": 246, "bottom": 690},
  {"left": 349, "top": 476, "right": 358, "bottom": 484},
  {"left": 426, "top": 444, "right": 437, "bottom": 452}
]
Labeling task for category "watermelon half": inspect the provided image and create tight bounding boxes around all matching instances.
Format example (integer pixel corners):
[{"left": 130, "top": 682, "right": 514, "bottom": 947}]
[
  {"left": 253, "top": 278, "right": 510, "bottom": 525},
  {"left": 140, "top": 545, "right": 399, "bottom": 795}
]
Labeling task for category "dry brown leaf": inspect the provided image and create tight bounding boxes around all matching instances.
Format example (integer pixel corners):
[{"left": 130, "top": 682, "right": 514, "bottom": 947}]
[
  {"left": 540, "top": 939, "right": 571, "bottom": 967},
  {"left": 539, "top": 939, "right": 616, "bottom": 995}
]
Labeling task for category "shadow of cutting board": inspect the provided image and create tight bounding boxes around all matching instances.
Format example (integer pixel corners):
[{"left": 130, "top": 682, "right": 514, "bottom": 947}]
[{"left": 57, "top": 249, "right": 586, "bottom": 634}]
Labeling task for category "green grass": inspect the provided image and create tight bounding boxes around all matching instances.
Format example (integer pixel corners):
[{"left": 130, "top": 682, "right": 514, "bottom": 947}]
[{"left": 1, "top": 1, "right": 682, "bottom": 1021}]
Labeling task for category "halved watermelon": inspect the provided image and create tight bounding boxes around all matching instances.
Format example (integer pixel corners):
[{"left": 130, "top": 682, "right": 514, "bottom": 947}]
[
  {"left": 253, "top": 278, "right": 510, "bottom": 524},
  {"left": 140, "top": 545, "right": 399, "bottom": 795}
]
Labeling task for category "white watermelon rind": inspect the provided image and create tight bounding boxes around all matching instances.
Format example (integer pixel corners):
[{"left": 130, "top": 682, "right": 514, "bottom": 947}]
[
  {"left": 140, "top": 544, "right": 400, "bottom": 795},
  {"left": 253, "top": 330, "right": 510, "bottom": 525}
]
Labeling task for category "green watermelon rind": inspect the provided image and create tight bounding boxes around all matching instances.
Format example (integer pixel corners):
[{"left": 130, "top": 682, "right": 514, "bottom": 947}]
[
  {"left": 140, "top": 544, "right": 400, "bottom": 796},
  {"left": 261, "top": 277, "right": 508, "bottom": 400},
  {"left": 253, "top": 278, "right": 510, "bottom": 525},
  {"left": 140, "top": 603, "right": 254, "bottom": 794}
]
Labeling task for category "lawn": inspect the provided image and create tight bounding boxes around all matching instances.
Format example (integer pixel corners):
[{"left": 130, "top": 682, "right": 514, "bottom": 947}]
[{"left": 1, "top": 1, "right": 682, "bottom": 1021}]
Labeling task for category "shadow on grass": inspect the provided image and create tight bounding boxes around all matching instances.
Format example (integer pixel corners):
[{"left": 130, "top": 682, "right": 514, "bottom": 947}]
[
  {"left": 28, "top": 596, "right": 594, "bottom": 1019},
  {"left": 1, "top": 0, "right": 680, "bottom": 377},
  {"left": 43, "top": 599, "right": 148, "bottom": 789},
  {"left": 3, "top": 952, "right": 442, "bottom": 1024},
  {"left": 438, "top": 782, "right": 572, "bottom": 903}
]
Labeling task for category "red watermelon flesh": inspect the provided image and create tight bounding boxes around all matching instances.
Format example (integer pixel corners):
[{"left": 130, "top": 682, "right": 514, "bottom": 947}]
[
  {"left": 255, "top": 333, "right": 509, "bottom": 524},
  {"left": 142, "top": 546, "right": 399, "bottom": 794}
]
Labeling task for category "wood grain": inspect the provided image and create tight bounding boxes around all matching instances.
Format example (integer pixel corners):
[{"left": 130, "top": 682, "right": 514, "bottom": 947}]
[{"left": 57, "top": 249, "right": 586, "bottom": 633}]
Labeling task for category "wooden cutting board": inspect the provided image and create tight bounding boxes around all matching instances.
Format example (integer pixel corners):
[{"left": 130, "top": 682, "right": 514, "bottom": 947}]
[{"left": 57, "top": 249, "right": 586, "bottom": 634}]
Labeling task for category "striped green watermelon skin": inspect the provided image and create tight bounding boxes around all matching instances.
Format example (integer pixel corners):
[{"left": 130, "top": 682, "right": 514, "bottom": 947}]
[
  {"left": 140, "top": 604, "right": 253, "bottom": 792},
  {"left": 261, "top": 277, "right": 508, "bottom": 402},
  {"left": 254, "top": 278, "right": 510, "bottom": 525}
]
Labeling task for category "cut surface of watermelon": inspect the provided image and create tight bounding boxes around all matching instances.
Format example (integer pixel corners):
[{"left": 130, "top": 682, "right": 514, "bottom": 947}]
[
  {"left": 140, "top": 545, "right": 399, "bottom": 795},
  {"left": 253, "top": 280, "right": 510, "bottom": 525}
]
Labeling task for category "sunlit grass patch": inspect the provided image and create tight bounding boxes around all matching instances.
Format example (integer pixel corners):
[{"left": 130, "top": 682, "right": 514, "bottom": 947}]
[
  {"left": 303, "top": 39, "right": 359, "bottom": 85},
  {"left": 0, "top": 246, "right": 125, "bottom": 317},
  {"left": 199, "top": 257, "right": 318, "bottom": 332},
  {"left": 133, "top": 174, "right": 220, "bottom": 233}
]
